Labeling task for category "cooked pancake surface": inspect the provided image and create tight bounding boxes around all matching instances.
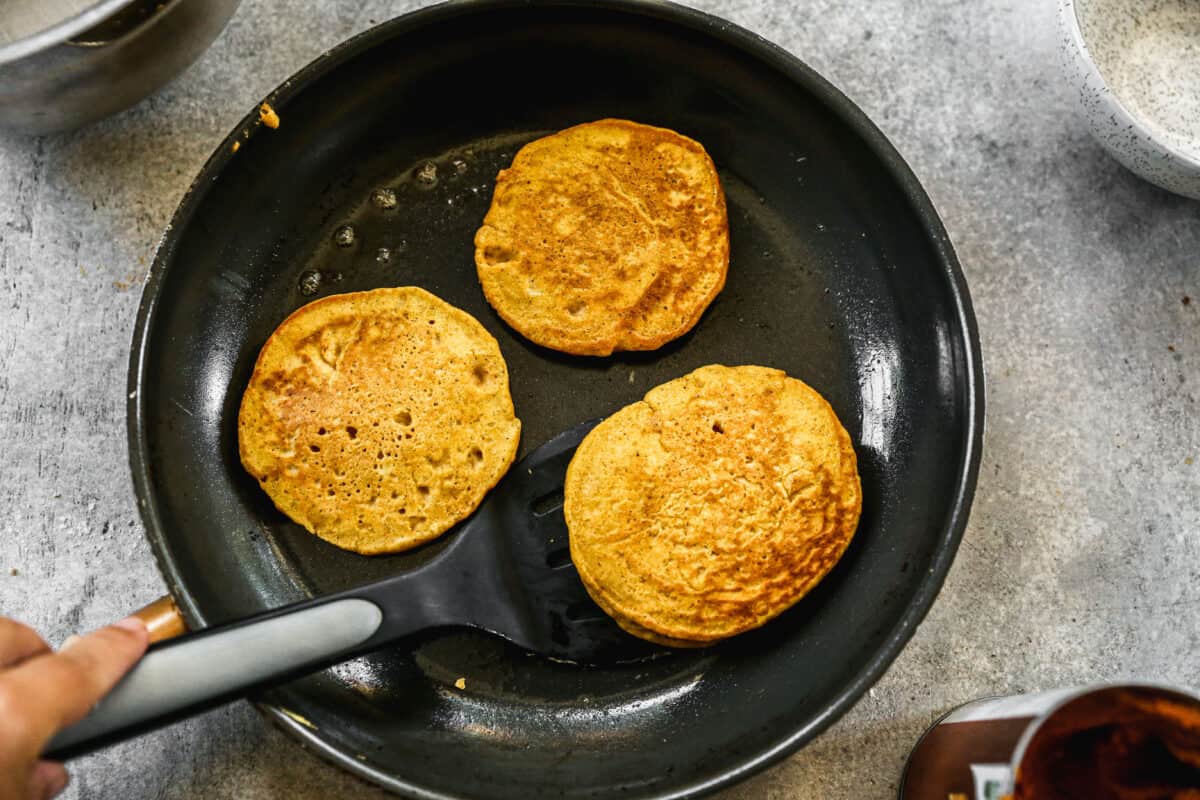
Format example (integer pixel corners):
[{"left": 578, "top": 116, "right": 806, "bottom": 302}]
[
  {"left": 564, "top": 364, "right": 861, "bottom": 644},
  {"left": 474, "top": 119, "right": 729, "bottom": 356},
  {"left": 238, "top": 287, "right": 521, "bottom": 555}
]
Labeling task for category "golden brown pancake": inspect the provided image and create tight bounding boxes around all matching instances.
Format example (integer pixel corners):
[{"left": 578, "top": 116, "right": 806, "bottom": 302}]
[
  {"left": 564, "top": 364, "right": 861, "bottom": 644},
  {"left": 474, "top": 119, "right": 729, "bottom": 356},
  {"left": 238, "top": 287, "right": 521, "bottom": 555}
]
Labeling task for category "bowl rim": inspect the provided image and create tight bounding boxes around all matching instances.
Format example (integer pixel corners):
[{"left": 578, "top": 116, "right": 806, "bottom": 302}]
[
  {"left": 0, "top": 0, "right": 141, "bottom": 66},
  {"left": 1060, "top": 0, "right": 1200, "bottom": 170}
]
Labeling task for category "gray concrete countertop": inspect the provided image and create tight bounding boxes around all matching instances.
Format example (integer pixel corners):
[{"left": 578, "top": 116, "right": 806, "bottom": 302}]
[{"left": 0, "top": 0, "right": 1196, "bottom": 797}]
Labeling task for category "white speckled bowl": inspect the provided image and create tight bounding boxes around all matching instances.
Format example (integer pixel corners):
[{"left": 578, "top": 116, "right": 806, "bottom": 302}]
[{"left": 1060, "top": 0, "right": 1200, "bottom": 199}]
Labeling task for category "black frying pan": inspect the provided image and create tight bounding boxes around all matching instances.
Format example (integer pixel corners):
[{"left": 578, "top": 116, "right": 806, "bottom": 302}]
[{"left": 128, "top": 1, "right": 983, "bottom": 797}]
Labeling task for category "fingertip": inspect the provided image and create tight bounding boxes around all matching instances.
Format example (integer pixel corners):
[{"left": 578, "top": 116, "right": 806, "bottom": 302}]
[
  {"left": 106, "top": 617, "right": 150, "bottom": 661},
  {"left": 61, "top": 617, "right": 147, "bottom": 657},
  {"left": 29, "top": 761, "right": 68, "bottom": 800},
  {"left": 46, "top": 767, "right": 67, "bottom": 798},
  {"left": 113, "top": 616, "right": 149, "bottom": 641},
  {"left": 62, "top": 617, "right": 149, "bottom": 672}
]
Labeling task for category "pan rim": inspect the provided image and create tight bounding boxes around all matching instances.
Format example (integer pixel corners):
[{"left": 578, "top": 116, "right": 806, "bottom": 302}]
[{"left": 126, "top": 0, "right": 984, "bottom": 797}]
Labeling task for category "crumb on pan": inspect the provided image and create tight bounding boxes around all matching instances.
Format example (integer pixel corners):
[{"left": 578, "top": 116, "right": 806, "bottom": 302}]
[
  {"left": 279, "top": 708, "right": 316, "bottom": 729},
  {"left": 231, "top": 141, "right": 240, "bottom": 153},
  {"left": 259, "top": 102, "right": 280, "bottom": 129},
  {"left": 454, "top": 677, "right": 467, "bottom": 690}
]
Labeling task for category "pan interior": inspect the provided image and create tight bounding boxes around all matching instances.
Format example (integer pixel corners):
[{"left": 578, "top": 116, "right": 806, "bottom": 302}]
[{"left": 135, "top": 3, "right": 977, "bottom": 798}]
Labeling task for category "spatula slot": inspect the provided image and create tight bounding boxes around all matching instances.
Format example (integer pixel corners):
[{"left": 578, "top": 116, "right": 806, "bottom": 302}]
[
  {"left": 564, "top": 600, "right": 606, "bottom": 623},
  {"left": 531, "top": 489, "right": 564, "bottom": 517},
  {"left": 545, "top": 546, "right": 573, "bottom": 569}
]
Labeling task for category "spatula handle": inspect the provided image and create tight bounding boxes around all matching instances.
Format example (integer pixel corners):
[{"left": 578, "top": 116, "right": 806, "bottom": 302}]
[{"left": 42, "top": 597, "right": 383, "bottom": 760}]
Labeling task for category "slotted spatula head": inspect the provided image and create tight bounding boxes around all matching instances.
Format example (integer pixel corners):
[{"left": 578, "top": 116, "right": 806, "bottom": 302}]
[{"left": 434, "top": 419, "right": 666, "bottom": 665}]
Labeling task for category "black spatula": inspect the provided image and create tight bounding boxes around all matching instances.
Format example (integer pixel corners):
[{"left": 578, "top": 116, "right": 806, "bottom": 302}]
[{"left": 45, "top": 420, "right": 661, "bottom": 760}]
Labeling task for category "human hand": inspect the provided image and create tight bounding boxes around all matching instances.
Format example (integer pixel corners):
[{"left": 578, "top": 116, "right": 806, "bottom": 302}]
[{"left": 0, "top": 617, "right": 148, "bottom": 799}]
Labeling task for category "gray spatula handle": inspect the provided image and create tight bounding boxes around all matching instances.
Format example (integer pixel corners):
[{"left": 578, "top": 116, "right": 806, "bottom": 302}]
[{"left": 44, "top": 597, "right": 383, "bottom": 760}]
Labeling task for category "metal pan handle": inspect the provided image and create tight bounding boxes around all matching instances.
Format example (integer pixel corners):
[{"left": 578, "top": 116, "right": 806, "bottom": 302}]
[
  {"left": 43, "top": 592, "right": 392, "bottom": 761},
  {"left": 130, "top": 595, "right": 188, "bottom": 643}
]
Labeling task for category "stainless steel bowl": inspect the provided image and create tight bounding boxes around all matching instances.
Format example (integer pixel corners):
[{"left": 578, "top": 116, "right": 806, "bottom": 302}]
[{"left": 0, "top": 0, "right": 242, "bottom": 135}]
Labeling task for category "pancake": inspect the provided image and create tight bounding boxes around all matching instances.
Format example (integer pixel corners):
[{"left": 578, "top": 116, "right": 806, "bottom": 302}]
[
  {"left": 474, "top": 119, "right": 729, "bottom": 356},
  {"left": 238, "top": 287, "right": 521, "bottom": 555},
  {"left": 564, "top": 364, "right": 861, "bottom": 644}
]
